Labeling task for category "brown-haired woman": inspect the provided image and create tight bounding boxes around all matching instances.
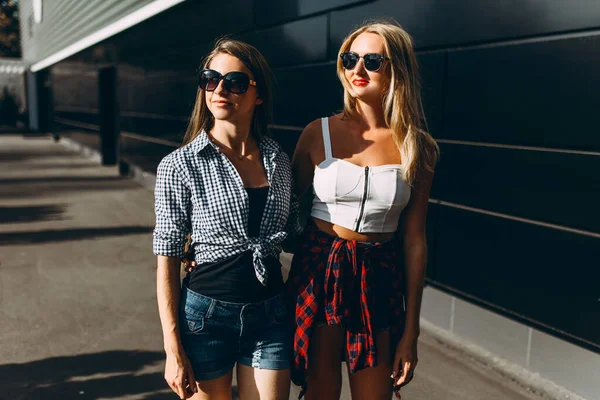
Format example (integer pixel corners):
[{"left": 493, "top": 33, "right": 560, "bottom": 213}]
[
  {"left": 154, "top": 39, "right": 300, "bottom": 400},
  {"left": 288, "top": 21, "right": 439, "bottom": 399}
]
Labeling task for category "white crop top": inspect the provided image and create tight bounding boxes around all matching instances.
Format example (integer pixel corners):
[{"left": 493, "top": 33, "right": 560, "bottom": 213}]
[{"left": 310, "top": 117, "right": 411, "bottom": 233}]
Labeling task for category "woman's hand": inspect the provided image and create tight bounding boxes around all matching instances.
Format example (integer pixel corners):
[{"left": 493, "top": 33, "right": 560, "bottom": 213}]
[
  {"left": 165, "top": 347, "right": 197, "bottom": 399},
  {"left": 181, "top": 250, "right": 196, "bottom": 273},
  {"left": 391, "top": 333, "right": 418, "bottom": 389}
]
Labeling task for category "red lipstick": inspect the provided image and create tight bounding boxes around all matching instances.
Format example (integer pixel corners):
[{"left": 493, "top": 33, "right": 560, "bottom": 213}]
[{"left": 352, "top": 79, "right": 369, "bottom": 87}]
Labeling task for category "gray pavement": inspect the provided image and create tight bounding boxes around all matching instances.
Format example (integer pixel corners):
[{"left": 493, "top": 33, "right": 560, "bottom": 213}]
[{"left": 0, "top": 134, "right": 544, "bottom": 400}]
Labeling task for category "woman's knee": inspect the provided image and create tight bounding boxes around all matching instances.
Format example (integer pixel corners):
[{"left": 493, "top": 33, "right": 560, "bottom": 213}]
[{"left": 193, "top": 371, "right": 234, "bottom": 400}]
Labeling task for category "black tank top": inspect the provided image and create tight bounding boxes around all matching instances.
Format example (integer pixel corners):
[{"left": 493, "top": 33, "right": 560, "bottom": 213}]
[{"left": 185, "top": 186, "right": 284, "bottom": 303}]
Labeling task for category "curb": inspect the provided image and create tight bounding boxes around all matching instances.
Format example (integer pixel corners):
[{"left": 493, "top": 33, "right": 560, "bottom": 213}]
[
  {"left": 58, "top": 136, "right": 156, "bottom": 190},
  {"left": 419, "top": 319, "right": 587, "bottom": 400},
  {"left": 58, "top": 136, "right": 102, "bottom": 164},
  {"left": 118, "top": 158, "right": 157, "bottom": 191}
]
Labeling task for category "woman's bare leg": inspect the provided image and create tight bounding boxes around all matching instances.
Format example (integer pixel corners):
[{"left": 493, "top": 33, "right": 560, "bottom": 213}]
[
  {"left": 305, "top": 324, "right": 345, "bottom": 400},
  {"left": 188, "top": 370, "right": 234, "bottom": 400},
  {"left": 347, "top": 330, "right": 393, "bottom": 400},
  {"left": 236, "top": 364, "right": 290, "bottom": 400}
]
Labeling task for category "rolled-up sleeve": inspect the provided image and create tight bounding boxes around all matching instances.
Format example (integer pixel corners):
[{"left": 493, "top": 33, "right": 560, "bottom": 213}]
[{"left": 153, "top": 155, "right": 191, "bottom": 257}]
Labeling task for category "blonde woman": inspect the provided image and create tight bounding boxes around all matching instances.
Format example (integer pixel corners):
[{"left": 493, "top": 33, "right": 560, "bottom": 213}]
[
  {"left": 154, "top": 39, "right": 299, "bottom": 400},
  {"left": 288, "top": 21, "right": 439, "bottom": 399}
]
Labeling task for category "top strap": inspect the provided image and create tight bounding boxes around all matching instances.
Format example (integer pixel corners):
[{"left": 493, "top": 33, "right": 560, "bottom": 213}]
[{"left": 321, "top": 117, "right": 332, "bottom": 160}]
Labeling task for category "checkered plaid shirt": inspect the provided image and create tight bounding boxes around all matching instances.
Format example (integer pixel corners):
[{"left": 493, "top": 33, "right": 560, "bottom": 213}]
[{"left": 153, "top": 131, "right": 301, "bottom": 285}]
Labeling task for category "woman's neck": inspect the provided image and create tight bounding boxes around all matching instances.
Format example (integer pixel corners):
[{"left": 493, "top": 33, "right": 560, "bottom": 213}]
[
  {"left": 211, "top": 119, "right": 254, "bottom": 152},
  {"left": 354, "top": 99, "right": 387, "bottom": 130}
]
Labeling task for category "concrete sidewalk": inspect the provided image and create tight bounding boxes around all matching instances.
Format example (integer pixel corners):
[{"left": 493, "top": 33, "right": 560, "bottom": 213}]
[{"left": 0, "top": 134, "right": 545, "bottom": 400}]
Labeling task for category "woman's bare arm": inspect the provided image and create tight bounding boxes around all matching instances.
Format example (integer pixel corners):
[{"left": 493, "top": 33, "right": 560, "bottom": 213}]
[
  {"left": 392, "top": 166, "right": 434, "bottom": 387},
  {"left": 401, "top": 167, "right": 434, "bottom": 338},
  {"left": 157, "top": 255, "right": 196, "bottom": 398},
  {"left": 157, "top": 255, "right": 184, "bottom": 352},
  {"left": 291, "top": 119, "right": 321, "bottom": 197}
]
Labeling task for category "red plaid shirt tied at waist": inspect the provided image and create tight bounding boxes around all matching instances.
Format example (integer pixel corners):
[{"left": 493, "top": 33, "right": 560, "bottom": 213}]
[{"left": 287, "top": 220, "right": 406, "bottom": 399}]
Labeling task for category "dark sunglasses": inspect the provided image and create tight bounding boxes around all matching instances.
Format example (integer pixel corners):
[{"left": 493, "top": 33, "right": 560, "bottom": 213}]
[
  {"left": 340, "top": 52, "right": 390, "bottom": 72},
  {"left": 198, "top": 69, "right": 257, "bottom": 94}
]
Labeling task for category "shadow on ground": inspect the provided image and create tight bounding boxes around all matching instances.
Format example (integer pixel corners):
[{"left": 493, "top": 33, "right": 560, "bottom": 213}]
[
  {"left": 0, "top": 179, "right": 142, "bottom": 199},
  {"left": 0, "top": 350, "right": 241, "bottom": 399},
  {"left": 0, "top": 205, "right": 68, "bottom": 224},
  {"left": 0, "top": 350, "right": 169, "bottom": 399},
  {"left": 0, "top": 151, "right": 81, "bottom": 162},
  {"left": 0, "top": 226, "right": 154, "bottom": 245}
]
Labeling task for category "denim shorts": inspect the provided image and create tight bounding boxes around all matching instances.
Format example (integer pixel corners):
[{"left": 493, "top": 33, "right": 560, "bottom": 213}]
[{"left": 179, "top": 287, "right": 292, "bottom": 381}]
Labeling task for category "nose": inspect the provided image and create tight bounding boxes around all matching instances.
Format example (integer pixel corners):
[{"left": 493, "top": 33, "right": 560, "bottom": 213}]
[
  {"left": 352, "top": 57, "right": 367, "bottom": 73},
  {"left": 213, "top": 79, "right": 229, "bottom": 95}
]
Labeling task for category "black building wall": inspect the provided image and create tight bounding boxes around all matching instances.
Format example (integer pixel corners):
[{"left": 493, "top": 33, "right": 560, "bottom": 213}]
[{"left": 49, "top": 0, "right": 600, "bottom": 352}]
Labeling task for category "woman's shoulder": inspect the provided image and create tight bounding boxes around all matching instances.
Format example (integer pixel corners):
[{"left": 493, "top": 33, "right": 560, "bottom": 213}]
[
  {"left": 303, "top": 113, "right": 345, "bottom": 131},
  {"left": 260, "top": 135, "right": 283, "bottom": 152},
  {"left": 156, "top": 143, "right": 196, "bottom": 177},
  {"left": 299, "top": 114, "right": 341, "bottom": 141}
]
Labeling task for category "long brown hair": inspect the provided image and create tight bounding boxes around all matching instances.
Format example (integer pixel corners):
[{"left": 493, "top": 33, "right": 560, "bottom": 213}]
[
  {"left": 182, "top": 38, "right": 274, "bottom": 146},
  {"left": 337, "top": 20, "right": 439, "bottom": 185}
]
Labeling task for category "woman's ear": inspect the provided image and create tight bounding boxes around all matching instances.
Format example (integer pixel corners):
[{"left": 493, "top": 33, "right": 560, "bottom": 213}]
[{"left": 255, "top": 97, "right": 263, "bottom": 106}]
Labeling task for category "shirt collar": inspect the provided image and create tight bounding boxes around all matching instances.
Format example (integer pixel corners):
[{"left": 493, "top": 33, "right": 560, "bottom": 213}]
[
  {"left": 190, "top": 130, "right": 280, "bottom": 157},
  {"left": 190, "top": 130, "right": 217, "bottom": 155}
]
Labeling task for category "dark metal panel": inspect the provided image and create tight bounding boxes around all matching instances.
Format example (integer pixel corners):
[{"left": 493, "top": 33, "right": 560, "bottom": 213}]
[
  {"left": 424, "top": 202, "right": 440, "bottom": 281},
  {"left": 418, "top": 52, "right": 445, "bottom": 139},
  {"left": 240, "top": 16, "right": 328, "bottom": 67},
  {"left": 444, "top": 35, "right": 600, "bottom": 150},
  {"left": 255, "top": 0, "right": 372, "bottom": 26},
  {"left": 430, "top": 205, "right": 600, "bottom": 352},
  {"left": 270, "top": 128, "right": 302, "bottom": 159},
  {"left": 272, "top": 64, "right": 342, "bottom": 127},
  {"left": 21, "top": 0, "right": 158, "bottom": 65},
  {"left": 329, "top": 0, "right": 600, "bottom": 55},
  {"left": 432, "top": 143, "right": 600, "bottom": 233},
  {"left": 98, "top": 67, "right": 119, "bottom": 165},
  {"left": 112, "top": 0, "right": 255, "bottom": 69}
]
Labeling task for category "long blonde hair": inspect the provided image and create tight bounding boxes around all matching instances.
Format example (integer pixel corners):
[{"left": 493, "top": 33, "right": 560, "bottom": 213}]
[
  {"left": 182, "top": 38, "right": 274, "bottom": 146},
  {"left": 337, "top": 21, "right": 439, "bottom": 185}
]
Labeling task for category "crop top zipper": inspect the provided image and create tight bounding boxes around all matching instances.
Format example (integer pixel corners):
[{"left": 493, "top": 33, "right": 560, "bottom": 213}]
[{"left": 354, "top": 166, "right": 369, "bottom": 231}]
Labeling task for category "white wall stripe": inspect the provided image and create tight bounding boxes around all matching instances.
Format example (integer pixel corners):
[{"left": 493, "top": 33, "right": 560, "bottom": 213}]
[
  {"left": 419, "top": 26, "right": 600, "bottom": 55},
  {"left": 436, "top": 138, "right": 600, "bottom": 157},
  {"left": 54, "top": 117, "right": 99, "bottom": 132},
  {"left": 121, "top": 131, "right": 179, "bottom": 147},
  {"left": 429, "top": 198, "right": 600, "bottom": 239},
  {"left": 55, "top": 106, "right": 190, "bottom": 121},
  {"left": 269, "top": 124, "right": 304, "bottom": 132},
  {"left": 30, "top": 0, "right": 186, "bottom": 72},
  {"left": 54, "top": 117, "right": 179, "bottom": 147}
]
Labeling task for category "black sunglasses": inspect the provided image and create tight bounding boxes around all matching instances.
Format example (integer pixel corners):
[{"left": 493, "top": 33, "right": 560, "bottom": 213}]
[
  {"left": 340, "top": 52, "right": 390, "bottom": 72},
  {"left": 198, "top": 69, "right": 257, "bottom": 94}
]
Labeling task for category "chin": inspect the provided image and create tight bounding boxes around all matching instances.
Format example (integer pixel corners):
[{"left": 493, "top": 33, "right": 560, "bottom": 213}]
[
  {"left": 209, "top": 108, "right": 235, "bottom": 121},
  {"left": 352, "top": 89, "right": 384, "bottom": 103}
]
